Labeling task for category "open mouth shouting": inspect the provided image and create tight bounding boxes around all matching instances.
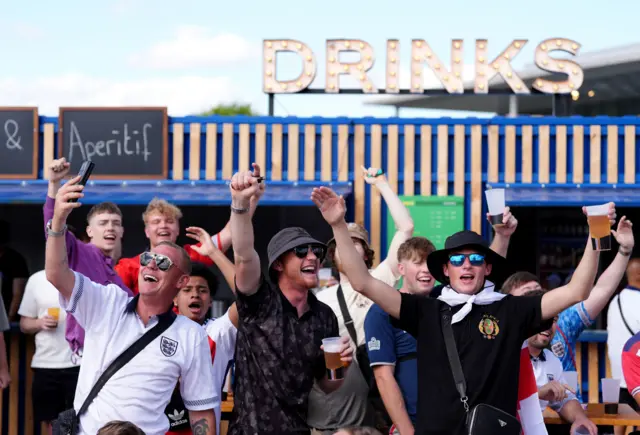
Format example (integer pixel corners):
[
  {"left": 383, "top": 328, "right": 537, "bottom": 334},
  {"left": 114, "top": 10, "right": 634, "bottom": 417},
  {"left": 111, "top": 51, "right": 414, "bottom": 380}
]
[
  {"left": 104, "top": 233, "right": 117, "bottom": 243},
  {"left": 460, "top": 273, "right": 475, "bottom": 285},
  {"left": 143, "top": 274, "right": 159, "bottom": 283},
  {"left": 301, "top": 264, "right": 318, "bottom": 276},
  {"left": 156, "top": 230, "right": 172, "bottom": 240},
  {"left": 187, "top": 300, "right": 203, "bottom": 316},
  {"left": 416, "top": 274, "right": 433, "bottom": 286}
]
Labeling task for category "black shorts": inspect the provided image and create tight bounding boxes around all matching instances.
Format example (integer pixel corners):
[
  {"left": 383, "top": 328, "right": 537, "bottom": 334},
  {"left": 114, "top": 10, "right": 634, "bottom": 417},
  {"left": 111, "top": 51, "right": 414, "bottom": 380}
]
[
  {"left": 32, "top": 367, "right": 80, "bottom": 423},
  {"left": 620, "top": 386, "right": 640, "bottom": 412}
]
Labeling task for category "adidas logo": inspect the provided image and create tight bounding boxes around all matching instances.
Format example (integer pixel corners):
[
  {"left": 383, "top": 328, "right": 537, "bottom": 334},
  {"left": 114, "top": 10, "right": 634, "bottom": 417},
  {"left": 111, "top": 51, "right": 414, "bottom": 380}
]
[{"left": 167, "top": 409, "right": 188, "bottom": 427}]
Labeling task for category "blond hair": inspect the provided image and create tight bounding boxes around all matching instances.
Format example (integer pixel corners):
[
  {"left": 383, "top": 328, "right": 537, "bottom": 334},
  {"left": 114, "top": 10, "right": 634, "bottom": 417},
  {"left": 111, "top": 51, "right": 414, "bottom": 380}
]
[{"left": 142, "top": 198, "right": 183, "bottom": 224}]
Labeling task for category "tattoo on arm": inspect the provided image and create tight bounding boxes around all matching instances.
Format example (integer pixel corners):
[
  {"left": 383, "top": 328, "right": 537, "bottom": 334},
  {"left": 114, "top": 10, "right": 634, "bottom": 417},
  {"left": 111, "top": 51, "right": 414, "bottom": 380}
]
[{"left": 191, "top": 418, "right": 210, "bottom": 435}]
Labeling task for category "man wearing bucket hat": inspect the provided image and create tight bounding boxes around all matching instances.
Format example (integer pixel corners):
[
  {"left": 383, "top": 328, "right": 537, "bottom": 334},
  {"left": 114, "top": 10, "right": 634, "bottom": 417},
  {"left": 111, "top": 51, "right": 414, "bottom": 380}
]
[
  {"left": 312, "top": 186, "right": 605, "bottom": 435},
  {"left": 227, "top": 164, "right": 354, "bottom": 435}
]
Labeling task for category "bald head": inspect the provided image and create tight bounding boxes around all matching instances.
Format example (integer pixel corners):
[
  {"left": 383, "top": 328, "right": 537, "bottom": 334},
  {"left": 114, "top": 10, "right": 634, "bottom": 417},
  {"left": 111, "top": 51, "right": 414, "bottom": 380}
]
[{"left": 627, "top": 258, "right": 640, "bottom": 287}]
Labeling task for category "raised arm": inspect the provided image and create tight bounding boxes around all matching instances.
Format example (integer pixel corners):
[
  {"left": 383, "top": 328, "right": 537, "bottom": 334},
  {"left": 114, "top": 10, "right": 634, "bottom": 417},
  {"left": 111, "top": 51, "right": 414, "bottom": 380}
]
[
  {"left": 186, "top": 226, "right": 236, "bottom": 289},
  {"left": 541, "top": 204, "right": 616, "bottom": 320},
  {"left": 229, "top": 163, "right": 263, "bottom": 295},
  {"left": 487, "top": 206, "right": 518, "bottom": 257},
  {"left": 312, "top": 187, "right": 401, "bottom": 318},
  {"left": 45, "top": 176, "right": 84, "bottom": 300},
  {"left": 582, "top": 217, "right": 634, "bottom": 318},
  {"left": 214, "top": 181, "right": 265, "bottom": 254},
  {"left": 363, "top": 167, "right": 413, "bottom": 274}
]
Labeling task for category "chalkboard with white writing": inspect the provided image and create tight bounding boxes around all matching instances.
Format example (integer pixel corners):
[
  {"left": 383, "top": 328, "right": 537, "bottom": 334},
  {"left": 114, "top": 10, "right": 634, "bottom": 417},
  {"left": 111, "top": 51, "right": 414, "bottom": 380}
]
[
  {"left": 58, "top": 107, "right": 168, "bottom": 179},
  {"left": 0, "top": 107, "right": 38, "bottom": 179}
]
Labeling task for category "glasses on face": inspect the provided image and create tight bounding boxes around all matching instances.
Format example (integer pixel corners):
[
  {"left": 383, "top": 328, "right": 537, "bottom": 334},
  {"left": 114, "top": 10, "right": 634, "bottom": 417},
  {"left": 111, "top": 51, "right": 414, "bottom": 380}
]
[
  {"left": 140, "top": 252, "right": 175, "bottom": 271},
  {"left": 291, "top": 245, "right": 326, "bottom": 261},
  {"left": 448, "top": 253, "right": 486, "bottom": 267}
]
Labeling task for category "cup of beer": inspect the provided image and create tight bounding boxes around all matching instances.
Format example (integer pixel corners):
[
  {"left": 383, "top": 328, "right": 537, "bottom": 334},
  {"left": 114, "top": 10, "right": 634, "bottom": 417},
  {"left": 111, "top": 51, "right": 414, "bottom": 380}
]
[
  {"left": 322, "top": 337, "right": 345, "bottom": 381},
  {"left": 601, "top": 378, "right": 621, "bottom": 414},
  {"left": 585, "top": 204, "right": 611, "bottom": 251},
  {"left": 47, "top": 307, "right": 60, "bottom": 321},
  {"left": 484, "top": 188, "right": 506, "bottom": 226}
]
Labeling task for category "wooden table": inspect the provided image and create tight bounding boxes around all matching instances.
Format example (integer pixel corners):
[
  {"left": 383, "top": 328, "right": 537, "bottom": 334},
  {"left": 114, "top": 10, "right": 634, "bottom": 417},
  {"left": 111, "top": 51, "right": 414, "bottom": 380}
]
[{"left": 544, "top": 403, "right": 640, "bottom": 426}]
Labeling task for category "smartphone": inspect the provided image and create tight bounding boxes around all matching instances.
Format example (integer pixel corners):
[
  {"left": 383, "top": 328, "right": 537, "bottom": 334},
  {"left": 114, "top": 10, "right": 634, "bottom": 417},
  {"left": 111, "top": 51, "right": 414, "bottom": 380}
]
[{"left": 69, "top": 161, "right": 95, "bottom": 203}]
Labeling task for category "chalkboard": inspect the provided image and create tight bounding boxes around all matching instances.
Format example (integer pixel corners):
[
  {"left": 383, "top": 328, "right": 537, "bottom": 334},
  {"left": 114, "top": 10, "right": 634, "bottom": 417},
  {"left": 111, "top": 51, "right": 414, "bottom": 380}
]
[
  {"left": 0, "top": 107, "right": 38, "bottom": 179},
  {"left": 387, "top": 195, "right": 464, "bottom": 250},
  {"left": 58, "top": 107, "right": 168, "bottom": 179}
]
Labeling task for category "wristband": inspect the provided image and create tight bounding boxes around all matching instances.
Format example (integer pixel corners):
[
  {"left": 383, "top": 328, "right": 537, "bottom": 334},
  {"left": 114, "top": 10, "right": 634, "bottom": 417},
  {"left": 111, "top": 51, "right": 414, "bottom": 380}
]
[
  {"left": 619, "top": 247, "right": 632, "bottom": 257},
  {"left": 46, "top": 219, "right": 67, "bottom": 237},
  {"left": 231, "top": 206, "right": 249, "bottom": 214}
]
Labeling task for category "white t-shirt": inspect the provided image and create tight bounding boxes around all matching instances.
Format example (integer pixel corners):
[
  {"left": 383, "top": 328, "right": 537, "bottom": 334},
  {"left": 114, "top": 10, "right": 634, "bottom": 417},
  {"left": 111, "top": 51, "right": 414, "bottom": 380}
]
[
  {"left": 18, "top": 270, "right": 78, "bottom": 369},
  {"left": 531, "top": 348, "right": 579, "bottom": 412},
  {"left": 204, "top": 310, "right": 237, "bottom": 435},
  {"left": 316, "top": 260, "right": 398, "bottom": 347},
  {"left": 60, "top": 271, "right": 217, "bottom": 435},
  {"left": 608, "top": 287, "right": 640, "bottom": 388}
]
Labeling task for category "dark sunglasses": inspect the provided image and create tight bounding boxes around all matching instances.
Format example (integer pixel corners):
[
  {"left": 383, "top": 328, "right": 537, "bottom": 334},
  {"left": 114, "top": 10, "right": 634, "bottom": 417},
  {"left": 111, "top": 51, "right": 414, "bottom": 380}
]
[
  {"left": 291, "top": 245, "right": 326, "bottom": 261},
  {"left": 448, "top": 253, "right": 486, "bottom": 267},
  {"left": 140, "top": 251, "right": 174, "bottom": 271}
]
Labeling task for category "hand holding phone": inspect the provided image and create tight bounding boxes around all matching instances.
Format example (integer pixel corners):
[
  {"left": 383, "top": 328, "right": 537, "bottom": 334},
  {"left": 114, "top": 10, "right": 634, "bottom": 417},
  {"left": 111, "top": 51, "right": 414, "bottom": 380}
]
[{"left": 69, "top": 161, "right": 95, "bottom": 203}]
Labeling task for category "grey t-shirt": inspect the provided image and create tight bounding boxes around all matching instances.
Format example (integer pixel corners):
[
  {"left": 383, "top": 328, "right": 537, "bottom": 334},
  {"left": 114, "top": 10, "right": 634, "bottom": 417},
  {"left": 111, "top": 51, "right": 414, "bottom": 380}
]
[{"left": 306, "top": 359, "right": 373, "bottom": 432}]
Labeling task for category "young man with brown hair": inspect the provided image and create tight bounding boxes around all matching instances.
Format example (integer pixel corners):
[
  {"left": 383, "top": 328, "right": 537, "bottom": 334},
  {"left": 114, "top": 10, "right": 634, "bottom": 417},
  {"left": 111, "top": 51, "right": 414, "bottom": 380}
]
[
  {"left": 364, "top": 236, "right": 436, "bottom": 435},
  {"left": 115, "top": 189, "right": 262, "bottom": 295},
  {"left": 45, "top": 158, "right": 132, "bottom": 361}
]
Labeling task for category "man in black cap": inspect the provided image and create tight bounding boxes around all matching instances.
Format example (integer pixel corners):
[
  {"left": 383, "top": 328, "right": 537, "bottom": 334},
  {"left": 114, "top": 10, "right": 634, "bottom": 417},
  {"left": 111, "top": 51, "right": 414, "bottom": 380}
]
[
  {"left": 227, "top": 164, "right": 354, "bottom": 435},
  {"left": 311, "top": 186, "right": 611, "bottom": 435}
]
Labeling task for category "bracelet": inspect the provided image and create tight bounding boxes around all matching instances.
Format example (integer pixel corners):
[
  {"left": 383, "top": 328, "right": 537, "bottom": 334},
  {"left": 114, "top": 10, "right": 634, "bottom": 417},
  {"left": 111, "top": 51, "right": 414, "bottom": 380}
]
[
  {"left": 46, "top": 219, "right": 67, "bottom": 237},
  {"left": 619, "top": 247, "right": 632, "bottom": 256},
  {"left": 231, "top": 205, "right": 249, "bottom": 214}
]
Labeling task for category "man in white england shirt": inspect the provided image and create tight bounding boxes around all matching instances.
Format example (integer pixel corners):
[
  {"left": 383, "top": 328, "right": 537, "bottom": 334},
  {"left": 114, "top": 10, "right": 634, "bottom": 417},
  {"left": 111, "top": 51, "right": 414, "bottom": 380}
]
[{"left": 45, "top": 176, "right": 216, "bottom": 435}]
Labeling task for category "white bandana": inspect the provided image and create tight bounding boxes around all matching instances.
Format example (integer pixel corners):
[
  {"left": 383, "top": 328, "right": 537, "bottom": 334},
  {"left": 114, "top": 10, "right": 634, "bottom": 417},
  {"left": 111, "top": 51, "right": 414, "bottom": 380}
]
[{"left": 437, "top": 280, "right": 506, "bottom": 324}]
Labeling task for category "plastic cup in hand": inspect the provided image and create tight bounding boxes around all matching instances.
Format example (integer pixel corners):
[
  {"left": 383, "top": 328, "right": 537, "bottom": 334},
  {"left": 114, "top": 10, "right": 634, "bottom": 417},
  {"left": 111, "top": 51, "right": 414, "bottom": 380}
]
[
  {"left": 585, "top": 204, "right": 612, "bottom": 251},
  {"left": 322, "top": 337, "right": 345, "bottom": 381},
  {"left": 47, "top": 307, "right": 60, "bottom": 321},
  {"left": 485, "top": 189, "right": 506, "bottom": 226},
  {"left": 563, "top": 371, "right": 578, "bottom": 394},
  {"left": 601, "top": 378, "right": 621, "bottom": 414}
]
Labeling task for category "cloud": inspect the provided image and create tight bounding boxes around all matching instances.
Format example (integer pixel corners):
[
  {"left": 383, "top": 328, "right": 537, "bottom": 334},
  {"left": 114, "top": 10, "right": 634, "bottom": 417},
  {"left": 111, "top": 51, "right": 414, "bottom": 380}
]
[
  {"left": 128, "top": 25, "right": 259, "bottom": 70},
  {"left": 0, "top": 73, "right": 238, "bottom": 116},
  {"left": 9, "top": 23, "right": 44, "bottom": 41}
]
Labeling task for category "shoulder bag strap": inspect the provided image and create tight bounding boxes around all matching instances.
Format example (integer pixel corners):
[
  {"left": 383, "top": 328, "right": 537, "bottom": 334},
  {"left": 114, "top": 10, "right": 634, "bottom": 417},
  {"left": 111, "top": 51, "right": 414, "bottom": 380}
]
[
  {"left": 336, "top": 285, "right": 358, "bottom": 345},
  {"left": 618, "top": 294, "right": 636, "bottom": 335},
  {"left": 440, "top": 306, "right": 470, "bottom": 414},
  {"left": 77, "top": 313, "right": 177, "bottom": 417}
]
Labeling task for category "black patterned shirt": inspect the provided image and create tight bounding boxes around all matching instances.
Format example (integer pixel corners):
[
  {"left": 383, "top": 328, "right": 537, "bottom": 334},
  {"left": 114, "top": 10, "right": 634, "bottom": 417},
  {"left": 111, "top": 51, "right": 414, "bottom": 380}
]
[{"left": 228, "top": 278, "right": 339, "bottom": 435}]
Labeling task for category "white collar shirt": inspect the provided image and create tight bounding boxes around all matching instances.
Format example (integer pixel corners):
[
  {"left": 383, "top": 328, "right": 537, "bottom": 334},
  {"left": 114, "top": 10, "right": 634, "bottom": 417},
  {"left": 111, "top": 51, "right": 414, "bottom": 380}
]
[
  {"left": 530, "top": 348, "right": 579, "bottom": 412},
  {"left": 60, "top": 271, "right": 217, "bottom": 435}
]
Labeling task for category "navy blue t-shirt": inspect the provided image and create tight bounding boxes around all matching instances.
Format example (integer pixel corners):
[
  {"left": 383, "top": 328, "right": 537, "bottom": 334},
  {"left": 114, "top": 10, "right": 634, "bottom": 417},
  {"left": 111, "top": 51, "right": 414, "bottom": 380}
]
[{"left": 364, "top": 303, "right": 418, "bottom": 423}]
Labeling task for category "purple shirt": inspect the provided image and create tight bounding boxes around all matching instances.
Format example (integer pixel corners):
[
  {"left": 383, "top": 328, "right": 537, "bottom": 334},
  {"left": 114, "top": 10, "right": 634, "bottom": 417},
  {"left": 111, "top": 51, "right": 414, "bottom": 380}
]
[{"left": 43, "top": 196, "right": 132, "bottom": 353}]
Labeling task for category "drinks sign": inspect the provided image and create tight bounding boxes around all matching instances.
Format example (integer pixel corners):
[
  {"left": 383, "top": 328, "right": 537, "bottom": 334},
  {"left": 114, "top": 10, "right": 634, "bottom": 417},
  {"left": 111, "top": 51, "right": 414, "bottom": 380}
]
[{"left": 263, "top": 38, "right": 584, "bottom": 95}]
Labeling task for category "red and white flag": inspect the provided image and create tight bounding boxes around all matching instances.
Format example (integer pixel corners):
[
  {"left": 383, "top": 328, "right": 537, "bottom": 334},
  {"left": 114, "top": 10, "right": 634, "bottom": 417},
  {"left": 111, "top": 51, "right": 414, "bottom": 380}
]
[{"left": 516, "top": 341, "right": 548, "bottom": 435}]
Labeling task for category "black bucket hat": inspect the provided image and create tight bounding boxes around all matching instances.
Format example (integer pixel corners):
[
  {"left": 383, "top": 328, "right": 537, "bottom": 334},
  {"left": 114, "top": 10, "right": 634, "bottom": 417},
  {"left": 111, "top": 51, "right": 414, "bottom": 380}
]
[
  {"left": 427, "top": 230, "right": 512, "bottom": 289},
  {"left": 268, "top": 227, "right": 326, "bottom": 271}
]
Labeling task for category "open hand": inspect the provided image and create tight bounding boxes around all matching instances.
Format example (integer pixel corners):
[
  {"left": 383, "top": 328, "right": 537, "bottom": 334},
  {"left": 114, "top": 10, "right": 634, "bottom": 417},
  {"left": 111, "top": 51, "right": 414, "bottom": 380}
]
[
  {"left": 488, "top": 206, "right": 518, "bottom": 237},
  {"left": 185, "top": 226, "right": 217, "bottom": 258},
  {"left": 311, "top": 187, "right": 346, "bottom": 226},
  {"left": 230, "top": 163, "right": 262, "bottom": 208},
  {"left": 612, "top": 216, "right": 634, "bottom": 251},
  {"left": 48, "top": 158, "right": 71, "bottom": 183},
  {"left": 53, "top": 175, "right": 84, "bottom": 222},
  {"left": 361, "top": 166, "right": 387, "bottom": 185}
]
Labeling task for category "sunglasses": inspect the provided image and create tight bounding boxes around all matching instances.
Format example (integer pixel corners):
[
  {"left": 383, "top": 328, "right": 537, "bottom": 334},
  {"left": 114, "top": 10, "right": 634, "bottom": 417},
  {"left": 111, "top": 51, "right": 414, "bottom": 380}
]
[
  {"left": 291, "top": 245, "right": 326, "bottom": 261},
  {"left": 448, "top": 253, "right": 486, "bottom": 267},
  {"left": 140, "top": 252, "right": 175, "bottom": 272}
]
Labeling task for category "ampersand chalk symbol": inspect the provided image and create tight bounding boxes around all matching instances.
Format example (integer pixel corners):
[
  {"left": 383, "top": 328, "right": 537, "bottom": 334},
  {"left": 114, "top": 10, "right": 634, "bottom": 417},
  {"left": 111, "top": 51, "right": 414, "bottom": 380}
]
[{"left": 4, "top": 120, "right": 21, "bottom": 151}]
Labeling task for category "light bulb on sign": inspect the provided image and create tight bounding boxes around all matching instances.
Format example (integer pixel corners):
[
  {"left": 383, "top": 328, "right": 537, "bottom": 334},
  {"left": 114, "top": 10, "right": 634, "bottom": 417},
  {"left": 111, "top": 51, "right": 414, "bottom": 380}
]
[
  {"left": 385, "top": 39, "right": 400, "bottom": 93},
  {"left": 474, "top": 39, "right": 529, "bottom": 94},
  {"left": 410, "top": 39, "right": 463, "bottom": 94},
  {"left": 532, "top": 38, "right": 584, "bottom": 94},
  {"left": 325, "top": 39, "right": 377, "bottom": 93},
  {"left": 263, "top": 39, "right": 316, "bottom": 93}
]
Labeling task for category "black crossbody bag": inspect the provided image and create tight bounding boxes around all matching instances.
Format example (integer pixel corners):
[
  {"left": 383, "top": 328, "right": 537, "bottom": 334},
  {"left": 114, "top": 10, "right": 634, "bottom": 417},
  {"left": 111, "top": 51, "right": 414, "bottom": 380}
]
[
  {"left": 52, "top": 314, "right": 176, "bottom": 435},
  {"left": 440, "top": 306, "right": 521, "bottom": 435}
]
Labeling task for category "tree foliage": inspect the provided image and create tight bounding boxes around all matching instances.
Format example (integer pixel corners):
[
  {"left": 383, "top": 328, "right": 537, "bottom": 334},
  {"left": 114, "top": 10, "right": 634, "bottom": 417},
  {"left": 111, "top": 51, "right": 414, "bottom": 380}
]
[{"left": 199, "top": 103, "right": 259, "bottom": 116}]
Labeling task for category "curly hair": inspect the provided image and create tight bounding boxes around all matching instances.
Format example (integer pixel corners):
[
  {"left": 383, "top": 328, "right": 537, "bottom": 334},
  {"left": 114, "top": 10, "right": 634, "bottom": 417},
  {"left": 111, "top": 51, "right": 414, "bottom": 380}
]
[
  {"left": 327, "top": 239, "right": 375, "bottom": 270},
  {"left": 142, "top": 198, "right": 183, "bottom": 224}
]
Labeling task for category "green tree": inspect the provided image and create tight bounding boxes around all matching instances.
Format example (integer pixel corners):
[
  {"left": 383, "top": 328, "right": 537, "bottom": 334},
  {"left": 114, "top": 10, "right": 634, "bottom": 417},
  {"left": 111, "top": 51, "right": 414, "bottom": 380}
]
[{"left": 199, "top": 103, "right": 259, "bottom": 116}]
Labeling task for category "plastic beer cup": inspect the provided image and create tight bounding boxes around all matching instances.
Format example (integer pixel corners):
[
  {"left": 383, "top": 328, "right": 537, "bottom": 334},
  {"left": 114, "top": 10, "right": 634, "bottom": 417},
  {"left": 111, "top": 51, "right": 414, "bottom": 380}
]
[
  {"left": 585, "top": 204, "right": 611, "bottom": 251},
  {"left": 601, "top": 378, "right": 621, "bottom": 414},
  {"left": 485, "top": 188, "right": 506, "bottom": 226},
  {"left": 322, "top": 337, "right": 344, "bottom": 381},
  {"left": 47, "top": 307, "right": 60, "bottom": 321}
]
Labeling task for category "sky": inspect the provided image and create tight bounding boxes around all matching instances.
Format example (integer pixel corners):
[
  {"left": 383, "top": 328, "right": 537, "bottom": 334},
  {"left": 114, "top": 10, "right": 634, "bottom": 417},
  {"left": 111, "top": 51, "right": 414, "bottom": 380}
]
[{"left": 1, "top": 0, "right": 639, "bottom": 118}]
